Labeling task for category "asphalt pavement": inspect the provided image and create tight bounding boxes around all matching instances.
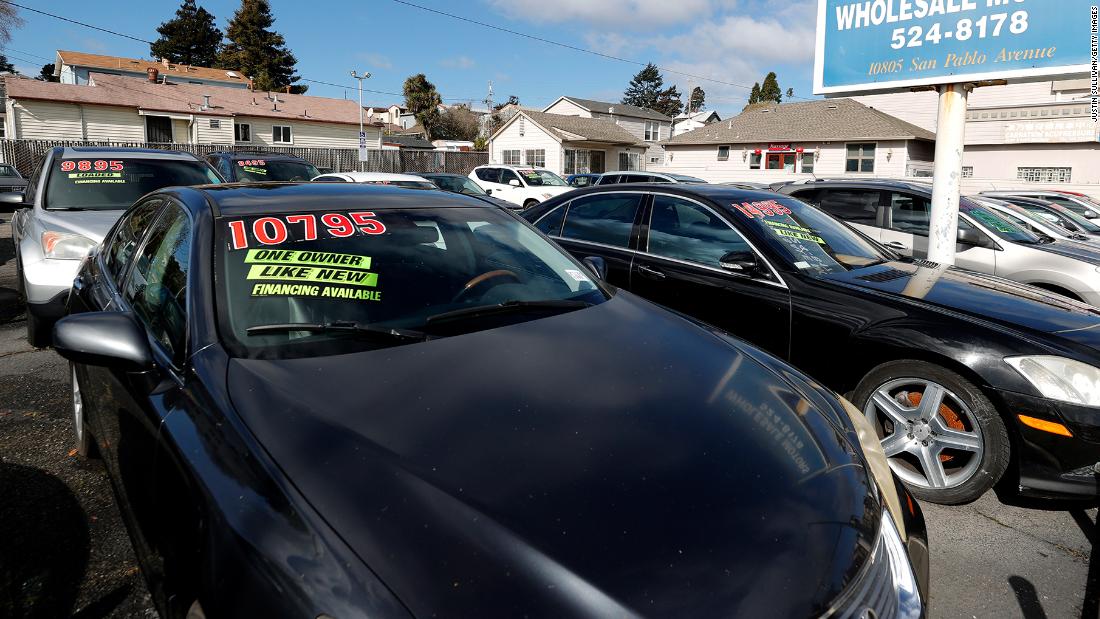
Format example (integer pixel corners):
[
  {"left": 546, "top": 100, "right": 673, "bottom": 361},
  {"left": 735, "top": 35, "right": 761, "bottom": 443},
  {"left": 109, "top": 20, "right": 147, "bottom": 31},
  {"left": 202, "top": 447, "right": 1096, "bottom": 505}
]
[{"left": 0, "top": 216, "right": 1098, "bottom": 618}]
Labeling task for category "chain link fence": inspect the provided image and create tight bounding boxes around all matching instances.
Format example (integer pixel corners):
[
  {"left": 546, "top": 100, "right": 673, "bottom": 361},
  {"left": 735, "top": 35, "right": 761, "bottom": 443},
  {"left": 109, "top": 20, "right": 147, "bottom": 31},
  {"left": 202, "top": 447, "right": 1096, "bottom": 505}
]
[{"left": 0, "top": 139, "right": 488, "bottom": 177}]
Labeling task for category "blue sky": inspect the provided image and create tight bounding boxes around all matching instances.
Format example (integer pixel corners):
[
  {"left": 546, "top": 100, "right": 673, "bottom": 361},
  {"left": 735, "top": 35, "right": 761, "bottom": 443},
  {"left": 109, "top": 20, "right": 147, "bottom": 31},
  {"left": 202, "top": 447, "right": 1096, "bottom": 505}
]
[{"left": 3, "top": 0, "right": 818, "bottom": 118}]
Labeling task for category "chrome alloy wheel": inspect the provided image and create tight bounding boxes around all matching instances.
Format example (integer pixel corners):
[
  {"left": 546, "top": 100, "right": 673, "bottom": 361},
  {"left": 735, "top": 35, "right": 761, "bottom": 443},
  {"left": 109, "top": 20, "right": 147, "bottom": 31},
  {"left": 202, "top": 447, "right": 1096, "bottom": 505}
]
[{"left": 863, "top": 377, "right": 984, "bottom": 490}]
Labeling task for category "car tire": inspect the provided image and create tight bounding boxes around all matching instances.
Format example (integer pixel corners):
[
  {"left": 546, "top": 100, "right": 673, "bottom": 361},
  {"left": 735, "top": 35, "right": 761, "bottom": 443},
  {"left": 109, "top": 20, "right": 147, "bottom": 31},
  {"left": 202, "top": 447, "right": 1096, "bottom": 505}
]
[
  {"left": 523, "top": 199, "right": 539, "bottom": 210},
  {"left": 70, "top": 364, "right": 97, "bottom": 459},
  {"left": 852, "top": 360, "right": 1010, "bottom": 505}
]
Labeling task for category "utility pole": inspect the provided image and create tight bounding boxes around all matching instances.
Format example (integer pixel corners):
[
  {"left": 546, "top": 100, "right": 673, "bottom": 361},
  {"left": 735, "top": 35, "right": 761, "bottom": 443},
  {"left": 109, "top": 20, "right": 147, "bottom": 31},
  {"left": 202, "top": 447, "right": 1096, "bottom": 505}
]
[
  {"left": 927, "top": 82, "right": 971, "bottom": 266},
  {"left": 351, "top": 70, "right": 371, "bottom": 171}
]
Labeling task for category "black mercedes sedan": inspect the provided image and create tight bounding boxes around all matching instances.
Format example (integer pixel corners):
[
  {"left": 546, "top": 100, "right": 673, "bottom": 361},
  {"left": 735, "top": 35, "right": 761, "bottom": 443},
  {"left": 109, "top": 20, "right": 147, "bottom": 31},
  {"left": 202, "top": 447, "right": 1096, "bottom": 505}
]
[
  {"left": 524, "top": 184, "right": 1100, "bottom": 505},
  {"left": 54, "top": 183, "right": 926, "bottom": 618}
]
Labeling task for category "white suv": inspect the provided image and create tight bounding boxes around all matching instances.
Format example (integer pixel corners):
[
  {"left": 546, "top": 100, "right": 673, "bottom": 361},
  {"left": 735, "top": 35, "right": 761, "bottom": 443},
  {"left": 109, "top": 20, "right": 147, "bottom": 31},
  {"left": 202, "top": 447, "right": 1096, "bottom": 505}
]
[{"left": 469, "top": 165, "right": 572, "bottom": 209}]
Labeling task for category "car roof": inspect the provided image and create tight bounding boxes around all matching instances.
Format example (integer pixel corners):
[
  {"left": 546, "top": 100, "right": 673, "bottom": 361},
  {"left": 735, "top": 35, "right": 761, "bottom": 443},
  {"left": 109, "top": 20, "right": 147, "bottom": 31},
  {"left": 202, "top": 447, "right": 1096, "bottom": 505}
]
[
  {"left": 174, "top": 182, "right": 496, "bottom": 217},
  {"left": 316, "top": 171, "right": 430, "bottom": 182},
  {"left": 55, "top": 146, "right": 200, "bottom": 160},
  {"left": 542, "top": 182, "right": 782, "bottom": 205}
]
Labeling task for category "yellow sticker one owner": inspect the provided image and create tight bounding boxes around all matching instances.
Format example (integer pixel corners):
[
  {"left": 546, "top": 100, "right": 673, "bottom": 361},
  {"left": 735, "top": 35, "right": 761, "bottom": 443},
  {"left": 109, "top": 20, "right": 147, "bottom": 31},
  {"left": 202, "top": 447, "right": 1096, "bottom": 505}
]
[
  {"left": 244, "top": 248, "right": 372, "bottom": 269},
  {"left": 246, "top": 264, "right": 378, "bottom": 287}
]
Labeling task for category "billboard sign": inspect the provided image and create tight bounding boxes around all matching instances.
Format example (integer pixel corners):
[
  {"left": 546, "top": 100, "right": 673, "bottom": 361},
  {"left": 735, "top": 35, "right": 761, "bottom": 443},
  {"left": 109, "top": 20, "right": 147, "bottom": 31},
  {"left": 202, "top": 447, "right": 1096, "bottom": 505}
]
[{"left": 814, "top": 0, "right": 1094, "bottom": 95}]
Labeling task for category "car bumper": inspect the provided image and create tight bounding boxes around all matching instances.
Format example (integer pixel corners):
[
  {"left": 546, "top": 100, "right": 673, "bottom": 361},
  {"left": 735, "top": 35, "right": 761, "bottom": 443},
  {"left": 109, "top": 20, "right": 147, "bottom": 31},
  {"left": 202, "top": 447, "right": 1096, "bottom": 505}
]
[
  {"left": 21, "top": 253, "right": 82, "bottom": 306},
  {"left": 998, "top": 389, "right": 1100, "bottom": 498},
  {"left": 892, "top": 477, "right": 931, "bottom": 614}
]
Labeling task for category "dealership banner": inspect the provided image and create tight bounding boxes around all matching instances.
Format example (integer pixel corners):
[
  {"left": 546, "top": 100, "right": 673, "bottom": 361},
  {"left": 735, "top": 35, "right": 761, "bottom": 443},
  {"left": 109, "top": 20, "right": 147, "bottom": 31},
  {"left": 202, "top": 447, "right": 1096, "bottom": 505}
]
[{"left": 814, "top": 0, "right": 1093, "bottom": 95}]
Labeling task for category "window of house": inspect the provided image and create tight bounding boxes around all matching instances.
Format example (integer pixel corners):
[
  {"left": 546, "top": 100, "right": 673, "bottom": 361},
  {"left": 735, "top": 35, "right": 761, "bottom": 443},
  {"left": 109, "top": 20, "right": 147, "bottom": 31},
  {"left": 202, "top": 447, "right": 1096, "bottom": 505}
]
[
  {"left": 502, "top": 150, "right": 521, "bottom": 165},
  {"left": 644, "top": 121, "right": 661, "bottom": 141},
  {"left": 1017, "top": 167, "right": 1072, "bottom": 183},
  {"left": 209, "top": 119, "right": 221, "bottom": 129},
  {"left": 961, "top": 166, "right": 973, "bottom": 178},
  {"left": 234, "top": 123, "right": 251, "bottom": 143},
  {"left": 649, "top": 156, "right": 661, "bottom": 165},
  {"left": 749, "top": 153, "right": 762, "bottom": 169},
  {"left": 524, "top": 149, "right": 545, "bottom": 167},
  {"left": 801, "top": 152, "right": 815, "bottom": 174},
  {"left": 845, "top": 143, "right": 876, "bottom": 173},
  {"left": 717, "top": 145, "right": 730, "bottom": 161},
  {"left": 272, "top": 125, "right": 292, "bottom": 143},
  {"left": 561, "top": 193, "right": 644, "bottom": 248},
  {"left": 618, "top": 152, "right": 641, "bottom": 171}
]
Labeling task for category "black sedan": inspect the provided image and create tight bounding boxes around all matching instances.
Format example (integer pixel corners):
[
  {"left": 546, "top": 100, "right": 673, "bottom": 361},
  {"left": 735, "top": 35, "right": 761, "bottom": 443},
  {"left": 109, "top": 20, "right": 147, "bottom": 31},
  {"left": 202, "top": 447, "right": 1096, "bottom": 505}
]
[
  {"left": 524, "top": 184, "right": 1100, "bottom": 505},
  {"left": 55, "top": 183, "right": 926, "bottom": 618}
]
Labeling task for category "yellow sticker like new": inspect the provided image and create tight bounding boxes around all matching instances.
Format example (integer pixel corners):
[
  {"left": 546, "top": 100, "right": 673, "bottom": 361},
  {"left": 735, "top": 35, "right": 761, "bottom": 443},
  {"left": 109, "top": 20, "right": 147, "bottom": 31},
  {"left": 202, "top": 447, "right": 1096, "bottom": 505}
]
[{"left": 246, "top": 264, "right": 378, "bottom": 287}]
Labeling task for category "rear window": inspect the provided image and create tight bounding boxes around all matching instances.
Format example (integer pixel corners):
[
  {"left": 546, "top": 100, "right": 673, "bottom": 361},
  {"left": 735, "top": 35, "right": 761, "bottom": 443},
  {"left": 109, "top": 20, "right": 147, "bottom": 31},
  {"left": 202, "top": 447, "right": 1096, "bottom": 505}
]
[
  {"left": 233, "top": 158, "right": 319, "bottom": 182},
  {"left": 45, "top": 157, "right": 221, "bottom": 211}
]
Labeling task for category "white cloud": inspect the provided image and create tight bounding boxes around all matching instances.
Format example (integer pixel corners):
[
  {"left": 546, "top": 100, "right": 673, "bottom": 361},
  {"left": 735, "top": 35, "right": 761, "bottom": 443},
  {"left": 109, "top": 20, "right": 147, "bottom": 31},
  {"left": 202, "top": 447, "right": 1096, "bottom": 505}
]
[
  {"left": 441, "top": 55, "right": 476, "bottom": 70},
  {"left": 485, "top": 0, "right": 725, "bottom": 29},
  {"left": 357, "top": 52, "right": 393, "bottom": 70}
]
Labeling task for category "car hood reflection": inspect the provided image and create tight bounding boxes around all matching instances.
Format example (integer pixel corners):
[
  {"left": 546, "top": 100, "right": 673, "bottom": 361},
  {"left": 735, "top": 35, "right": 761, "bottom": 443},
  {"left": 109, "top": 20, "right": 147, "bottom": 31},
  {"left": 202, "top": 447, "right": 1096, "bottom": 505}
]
[{"left": 227, "top": 293, "right": 877, "bottom": 617}]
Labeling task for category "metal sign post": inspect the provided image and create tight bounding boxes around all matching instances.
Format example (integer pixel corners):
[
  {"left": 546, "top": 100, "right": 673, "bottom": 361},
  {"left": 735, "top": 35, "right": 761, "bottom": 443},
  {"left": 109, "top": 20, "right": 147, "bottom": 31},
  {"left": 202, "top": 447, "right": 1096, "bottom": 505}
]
[
  {"left": 927, "top": 83, "right": 970, "bottom": 265},
  {"left": 351, "top": 70, "right": 372, "bottom": 170}
]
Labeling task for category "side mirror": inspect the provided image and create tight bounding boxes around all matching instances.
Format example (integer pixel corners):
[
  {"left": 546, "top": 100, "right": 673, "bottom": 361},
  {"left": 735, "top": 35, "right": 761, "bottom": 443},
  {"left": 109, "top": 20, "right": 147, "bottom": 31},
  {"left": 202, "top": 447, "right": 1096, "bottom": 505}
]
[
  {"left": 53, "top": 312, "right": 153, "bottom": 371},
  {"left": 0, "top": 191, "right": 25, "bottom": 205},
  {"left": 719, "top": 250, "right": 764, "bottom": 276},
  {"left": 957, "top": 228, "right": 996, "bottom": 249},
  {"left": 582, "top": 256, "right": 607, "bottom": 280},
  {"left": 508, "top": 179, "right": 521, "bottom": 187}
]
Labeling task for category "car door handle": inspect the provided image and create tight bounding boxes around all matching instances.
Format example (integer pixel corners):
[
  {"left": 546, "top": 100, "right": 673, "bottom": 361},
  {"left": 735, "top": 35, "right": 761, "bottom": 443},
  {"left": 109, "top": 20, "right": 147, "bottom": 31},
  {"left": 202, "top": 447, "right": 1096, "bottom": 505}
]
[
  {"left": 638, "top": 265, "right": 666, "bottom": 279},
  {"left": 884, "top": 241, "right": 909, "bottom": 250}
]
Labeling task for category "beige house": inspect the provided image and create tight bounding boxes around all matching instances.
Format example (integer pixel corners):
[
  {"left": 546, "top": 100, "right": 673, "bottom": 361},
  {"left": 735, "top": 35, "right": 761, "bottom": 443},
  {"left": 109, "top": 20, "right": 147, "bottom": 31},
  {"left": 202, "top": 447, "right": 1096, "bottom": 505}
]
[
  {"left": 488, "top": 110, "right": 648, "bottom": 176},
  {"left": 543, "top": 96, "right": 673, "bottom": 166},
  {"left": 656, "top": 98, "right": 935, "bottom": 183},
  {"left": 5, "top": 73, "right": 383, "bottom": 149},
  {"left": 54, "top": 50, "right": 251, "bottom": 89}
]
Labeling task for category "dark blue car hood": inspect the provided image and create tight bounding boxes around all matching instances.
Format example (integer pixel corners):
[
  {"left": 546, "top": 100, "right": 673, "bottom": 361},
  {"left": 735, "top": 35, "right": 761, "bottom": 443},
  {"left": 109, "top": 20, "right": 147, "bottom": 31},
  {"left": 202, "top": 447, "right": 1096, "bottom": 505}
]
[
  {"left": 227, "top": 293, "right": 876, "bottom": 618},
  {"left": 821, "top": 260, "right": 1100, "bottom": 349}
]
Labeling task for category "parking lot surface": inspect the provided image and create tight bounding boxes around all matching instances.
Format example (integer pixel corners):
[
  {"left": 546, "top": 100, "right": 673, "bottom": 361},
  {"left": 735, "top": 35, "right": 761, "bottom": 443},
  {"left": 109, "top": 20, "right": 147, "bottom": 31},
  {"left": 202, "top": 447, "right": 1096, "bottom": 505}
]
[{"left": 0, "top": 217, "right": 1098, "bottom": 618}]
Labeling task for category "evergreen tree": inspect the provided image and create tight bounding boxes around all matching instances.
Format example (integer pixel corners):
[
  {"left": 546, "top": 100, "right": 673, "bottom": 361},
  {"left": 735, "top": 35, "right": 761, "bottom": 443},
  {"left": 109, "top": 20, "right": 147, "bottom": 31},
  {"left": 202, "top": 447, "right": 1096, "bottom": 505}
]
[
  {"left": 688, "top": 86, "right": 705, "bottom": 113},
  {"left": 403, "top": 74, "right": 443, "bottom": 140},
  {"left": 748, "top": 83, "right": 761, "bottom": 104},
  {"left": 786, "top": 87, "right": 794, "bottom": 100},
  {"left": 0, "top": 54, "right": 14, "bottom": 74},
  {"left": 217, "top": 0, "right": 305, "bottom": 93},
  {"left": 653, "top": 84, "right": 683, "bottom": 117},
  {"left": 37, "top": 63, "right": 58, "bottom": 81},
  {"left": 150, "top": 0, "right": 223, "bottom": 67},
  {"left": 759, "top": 72, "right": 783, "bottom": 103},
  {"left": 622, "top": 63, "right": 664, "bottom": 110}
]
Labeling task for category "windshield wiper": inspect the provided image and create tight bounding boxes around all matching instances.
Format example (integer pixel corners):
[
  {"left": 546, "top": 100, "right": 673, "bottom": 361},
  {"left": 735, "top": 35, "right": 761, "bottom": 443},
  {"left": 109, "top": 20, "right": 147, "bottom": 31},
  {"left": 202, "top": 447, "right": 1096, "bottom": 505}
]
[
  {"left": 425, "top": 299, "right": 592, "bottom": 326},
  {"left": 246, "top": 321, "right": 429, "bottom": 343}
]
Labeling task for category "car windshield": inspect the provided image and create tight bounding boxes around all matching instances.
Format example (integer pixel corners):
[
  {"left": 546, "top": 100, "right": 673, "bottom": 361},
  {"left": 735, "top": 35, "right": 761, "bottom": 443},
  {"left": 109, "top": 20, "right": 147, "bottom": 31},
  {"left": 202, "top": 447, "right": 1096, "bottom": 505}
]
[
  {"left": 0, "top": 165, "right": 21, "bottom": 178},
  {"left": 45, "top": 157, "right": 221, "bottom": 211},
  {"left": 234, "top": 159, "right": 319, "bottom": 182},
  {"left": 217, "top": 206, "right": 606, "bottom": 359},
  {"left": 427, "top": 175, "right": 488, "bottom": 196},
  {"left": 959, "top": 201, "right": 1042, "bottom": 243},
  {"left": 518, "top": 169, "right": 567, "bottom": 187},
  {"left": 735, "top": 196, "right": 888, "bottom": 274},
  {"left": 1035, "top": 202, "right": 1100, "bottom": 233}
]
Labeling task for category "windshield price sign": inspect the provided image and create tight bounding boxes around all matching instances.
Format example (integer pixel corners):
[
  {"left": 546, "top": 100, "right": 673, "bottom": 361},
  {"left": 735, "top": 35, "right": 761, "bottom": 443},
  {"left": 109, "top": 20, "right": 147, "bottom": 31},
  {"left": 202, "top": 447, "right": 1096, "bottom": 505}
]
[{"left": 814, "top": 0, "right": 1093, "bottom": 94}]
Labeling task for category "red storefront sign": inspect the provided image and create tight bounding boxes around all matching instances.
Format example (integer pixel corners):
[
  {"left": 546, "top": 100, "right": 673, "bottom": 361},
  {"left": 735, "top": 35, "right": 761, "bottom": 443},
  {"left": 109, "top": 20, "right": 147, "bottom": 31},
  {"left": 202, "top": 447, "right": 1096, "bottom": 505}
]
[{"left": 768, "top": 143, "right": 792, "bottom": 151}]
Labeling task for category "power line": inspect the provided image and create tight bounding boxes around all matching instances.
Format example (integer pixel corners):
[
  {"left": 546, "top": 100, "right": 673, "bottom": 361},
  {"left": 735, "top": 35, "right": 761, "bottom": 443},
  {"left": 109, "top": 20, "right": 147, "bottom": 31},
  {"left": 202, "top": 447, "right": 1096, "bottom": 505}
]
[
  {"left": 0, "top": 0, "right": 153, "bottom": 45},
  {"left": 389, "top": 0, "right": 812, "bottom": 101}
]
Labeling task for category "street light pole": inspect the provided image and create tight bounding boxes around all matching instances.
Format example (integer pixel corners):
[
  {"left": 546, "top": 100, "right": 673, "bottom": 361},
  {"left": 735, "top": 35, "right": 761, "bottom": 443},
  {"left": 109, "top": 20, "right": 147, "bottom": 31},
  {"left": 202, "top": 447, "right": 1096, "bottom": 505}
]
[{"left": 350, "top": 70, "right": 371, "bottom": 172}]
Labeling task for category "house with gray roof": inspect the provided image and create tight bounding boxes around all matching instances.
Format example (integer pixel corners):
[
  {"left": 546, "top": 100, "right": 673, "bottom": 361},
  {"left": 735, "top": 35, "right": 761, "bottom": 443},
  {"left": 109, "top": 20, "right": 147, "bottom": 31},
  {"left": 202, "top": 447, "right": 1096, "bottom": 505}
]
[
  {"left": 543, "top": 96, "right": 673, "bottom": 167},
  {"left": 488, "top": 109, "right": 649, "bottom": 176},
  {"left": 656, "top": 98, "right": 936, "bottom": 183}
]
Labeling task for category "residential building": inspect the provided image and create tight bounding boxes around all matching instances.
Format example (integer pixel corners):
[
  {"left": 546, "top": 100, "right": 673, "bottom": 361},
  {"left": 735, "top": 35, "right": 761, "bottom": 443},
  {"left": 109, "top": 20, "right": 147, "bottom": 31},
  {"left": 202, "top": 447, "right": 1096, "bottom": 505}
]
[
  {"left": 851, "top": 78, "right": 1100, "bottom": 194},
  {"left": 672, "top": 110, "right": 721, "bottom": 136},
  {"left": 488, "top": 110, "right": 647, "bottom": 175},
  {"left": 542, "top": 96, "right": 672, "bottom": 166},
  {"left": 53, "top": 50, "right": 251, "bottom": 90},
  {"left": 364, "top": 104, "right": 406, "bottom": 126},
  {"left": 5, "top": 72, "right": 383, "bottom": 149},
  {"left": 656, "top": 98, "right": 935, "bottom": 183}
]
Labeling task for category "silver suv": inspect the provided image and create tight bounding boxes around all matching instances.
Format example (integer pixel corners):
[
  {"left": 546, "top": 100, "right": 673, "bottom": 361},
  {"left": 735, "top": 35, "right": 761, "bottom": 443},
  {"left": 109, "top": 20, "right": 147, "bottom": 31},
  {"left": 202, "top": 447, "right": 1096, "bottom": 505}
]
[
  {"left": 11, "top": 147, "right": 221, "bottom": 346},
  {"left": 778, "top": 179, "right": 1100, "bottom": 306}
]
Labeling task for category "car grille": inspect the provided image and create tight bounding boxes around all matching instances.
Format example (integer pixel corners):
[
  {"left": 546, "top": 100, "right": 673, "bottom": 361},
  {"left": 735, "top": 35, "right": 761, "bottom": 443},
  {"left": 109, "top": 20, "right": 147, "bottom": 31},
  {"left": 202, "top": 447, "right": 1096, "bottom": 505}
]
[
  {"left": 857, "top": 269, "right": 911, "bottom": 284},
  {"left": 911, "top": 259, "right": 939, "bottom": 268}
]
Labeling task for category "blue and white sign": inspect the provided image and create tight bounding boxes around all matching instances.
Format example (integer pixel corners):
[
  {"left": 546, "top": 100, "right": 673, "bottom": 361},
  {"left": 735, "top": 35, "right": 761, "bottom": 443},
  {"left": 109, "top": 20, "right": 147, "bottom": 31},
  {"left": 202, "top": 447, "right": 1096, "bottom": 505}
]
[{"left": 814, "top": 0, "right": 1094, "bottom": 95}]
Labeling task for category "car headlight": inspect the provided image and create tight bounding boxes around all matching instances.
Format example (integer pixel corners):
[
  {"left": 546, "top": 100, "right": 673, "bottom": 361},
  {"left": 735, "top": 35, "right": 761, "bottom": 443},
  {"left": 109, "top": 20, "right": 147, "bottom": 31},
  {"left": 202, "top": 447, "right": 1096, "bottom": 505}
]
[
  {"left": 42, "top": 231, "right": 96, "bottom": 260},
  {"left": 540, "top": 193, "right": 553, "bottom": 199},
  {"left": 825, "top": 510, "right": 923, "bottom": 619},
  {"left": 1006, "top": 355, "right": 1100, "bottom": 407}
]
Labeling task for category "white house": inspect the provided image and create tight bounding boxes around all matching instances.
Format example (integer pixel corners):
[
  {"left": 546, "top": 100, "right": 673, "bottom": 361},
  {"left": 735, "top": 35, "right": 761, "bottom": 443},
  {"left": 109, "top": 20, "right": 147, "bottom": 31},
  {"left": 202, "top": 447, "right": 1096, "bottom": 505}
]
[
  {"left": 655, "top": 98, "right": 935, "bottom": 183},
  {"left": 54, "top": 50, "right": 251, "bottom": 90},
  {"left": 488, "top": 110, "right": 648, "bottom": 176},
  {"left": 364, "top": 103, "right": 406, "bottom": 127},
  {"left": 672, "top": 110, "right": 721, "bottom": 136},
  {"left": 542, "top": 96, "right": 673, "bottom": 166},
  {"left": 851, "top": 78, "right": 1100, "bottom": 194},
  {"left": 5, "top": 72, "right": 384, "bottom": 149}
]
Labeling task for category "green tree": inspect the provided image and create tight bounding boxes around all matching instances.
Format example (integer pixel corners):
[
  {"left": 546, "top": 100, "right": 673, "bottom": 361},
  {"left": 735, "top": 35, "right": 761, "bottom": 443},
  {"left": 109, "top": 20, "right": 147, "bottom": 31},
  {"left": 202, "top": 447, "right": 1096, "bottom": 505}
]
[
  {"left": 217, "top": 0, "right": 305, "bottom": 93},
  {"left": 493, "top": 94, "right": 519, "bottom": 112},
  {"left": 786, "top": 87, "right": 794, "bottom": 100},
  {"left": 688, "top": 86, "right": 705, "bottom": 113},
  {"left": 0, "top": 54, "right": 14, "bottom": 74},
  {"left": 37, "top": 63, "right": 58, "bottom": 81},
  {"left": 473, "top": 136, "right": 488, "bottom": 151},
  {"left": 403, "top": 74, "right": 443, "bottom": 140},
  {"left": 622, "top": 62, "right": 663, "bottom": 110},
  {"left": 759, "top": 71, "right": 783, "bottom": 103},
  {"left": 653, "top": 84, "right": 683, "bottom": 117},
  {"left": 748, "top": 83, "right": 762, "bottom": 104},
  {"left": 150, "top": 0, "right": 223, "bottom": 67}
]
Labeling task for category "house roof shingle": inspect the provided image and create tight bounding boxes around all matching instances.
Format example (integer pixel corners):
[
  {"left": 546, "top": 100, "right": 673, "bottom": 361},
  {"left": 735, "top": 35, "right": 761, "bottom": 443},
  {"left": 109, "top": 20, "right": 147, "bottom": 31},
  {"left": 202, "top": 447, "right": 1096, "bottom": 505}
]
[
  {"left": 521, "top": 110, "right": 645, "bottom": 145},
  {"left": 663, "top": 98, "right": 936, "bottom": 145},
  {"left": 555, "top": 96, "right": 671, "bottom": 122},
  {"left": 56, "top": 50, "right": 250, "bottom": 86},
  {"left": 7, "top": 73, "right": 383, "bottom": 127}
]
